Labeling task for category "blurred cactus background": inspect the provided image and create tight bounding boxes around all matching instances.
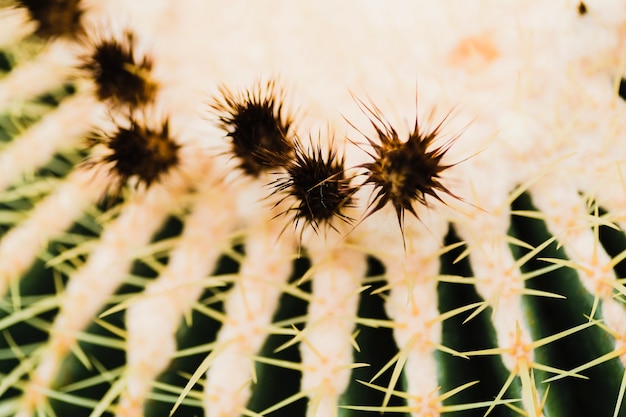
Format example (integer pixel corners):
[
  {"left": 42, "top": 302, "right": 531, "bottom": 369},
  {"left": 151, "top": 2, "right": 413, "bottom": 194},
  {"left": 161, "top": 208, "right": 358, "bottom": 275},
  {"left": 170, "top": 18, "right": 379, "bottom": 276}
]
[{"left": 1, "top": 1, "right": 626, "bottom": 417}]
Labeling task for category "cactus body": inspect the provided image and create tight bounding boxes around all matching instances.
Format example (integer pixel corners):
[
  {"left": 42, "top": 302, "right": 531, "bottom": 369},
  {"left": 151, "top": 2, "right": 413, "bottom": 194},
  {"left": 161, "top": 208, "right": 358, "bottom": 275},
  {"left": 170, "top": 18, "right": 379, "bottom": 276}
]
[{"left": 1, "top": 1, "right": 626, "bottom": 417}]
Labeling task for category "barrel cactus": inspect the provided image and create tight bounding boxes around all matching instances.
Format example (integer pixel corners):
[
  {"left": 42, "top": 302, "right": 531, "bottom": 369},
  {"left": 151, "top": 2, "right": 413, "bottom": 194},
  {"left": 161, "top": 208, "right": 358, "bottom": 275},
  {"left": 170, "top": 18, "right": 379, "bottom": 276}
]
[{"left": 1, "top": 1, "right": 626, "bottom": 416}]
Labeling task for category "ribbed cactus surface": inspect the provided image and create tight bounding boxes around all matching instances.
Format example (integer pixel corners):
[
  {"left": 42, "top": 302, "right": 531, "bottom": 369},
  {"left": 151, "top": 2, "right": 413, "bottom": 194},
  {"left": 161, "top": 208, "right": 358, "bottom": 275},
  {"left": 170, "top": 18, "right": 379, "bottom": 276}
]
[{"left": 1, "top": 1, "right": 626, "bottom": 417}]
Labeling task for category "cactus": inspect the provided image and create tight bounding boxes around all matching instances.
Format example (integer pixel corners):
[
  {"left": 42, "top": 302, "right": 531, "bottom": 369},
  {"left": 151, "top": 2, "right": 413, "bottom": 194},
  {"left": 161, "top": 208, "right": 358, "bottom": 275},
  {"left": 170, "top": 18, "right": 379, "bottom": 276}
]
[{"left": 1, "top": 1, "right": 626, "bottom": 417}]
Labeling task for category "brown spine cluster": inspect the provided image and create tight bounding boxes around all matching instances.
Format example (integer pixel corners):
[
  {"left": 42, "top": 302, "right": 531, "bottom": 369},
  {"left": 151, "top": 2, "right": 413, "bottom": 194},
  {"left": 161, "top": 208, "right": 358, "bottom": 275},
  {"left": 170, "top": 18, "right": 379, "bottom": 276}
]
[
  {"left": 355, "top": 100, "right": 458, "bottom": 232},
  {"left": 88, "top": 115, "right": 179, "bottom": 195},
  {"left": 17, "top": 0, "right": 85, "bottom": 39},
  {"left": 76, "top": 29, "right": 181, "bottom": 196},
  {"left": 211, "top": 81, "right": 460, "bottom": 238},
  {"left": 210, "top": 80, "right": 294, "bottom": 177},
  {"left": 271, "top": 138, "right": 357, "bottom": 234},
  {"left": 80, "top": 31, "right": 157, "bottom": 107}
]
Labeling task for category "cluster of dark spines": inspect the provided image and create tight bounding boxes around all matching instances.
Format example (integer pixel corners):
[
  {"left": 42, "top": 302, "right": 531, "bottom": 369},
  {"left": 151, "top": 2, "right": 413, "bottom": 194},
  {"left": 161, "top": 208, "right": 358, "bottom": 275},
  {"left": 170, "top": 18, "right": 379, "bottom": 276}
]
[
  {"left": 271, "top": 138, "right": 357, "bottom": 234},
  {"left": 212, "top": 81, "right": 460, "bottom": 237},
  {"left": 17, "top": 0, "right": 85, "bottom": 39},
  {"left": 355, "top": 102, "right": 457, "bottom": 232},
  {"left": 577, "top": 1, "right": 588, "bottom": 15},
  {"left": 210, "top": 80, "right": 295, "bottom": 177},
  {"left": 88, "top": 114, "right": 180, "bottom": 195},
  {"left": 77, "top": 27, "right": 172, "bottom": 196},
  {"left": 211, "top": 81, "right": 360, "bottom": 234},
  {"left": 80, "top": 31, "right": 158, "bottom": 108}
]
